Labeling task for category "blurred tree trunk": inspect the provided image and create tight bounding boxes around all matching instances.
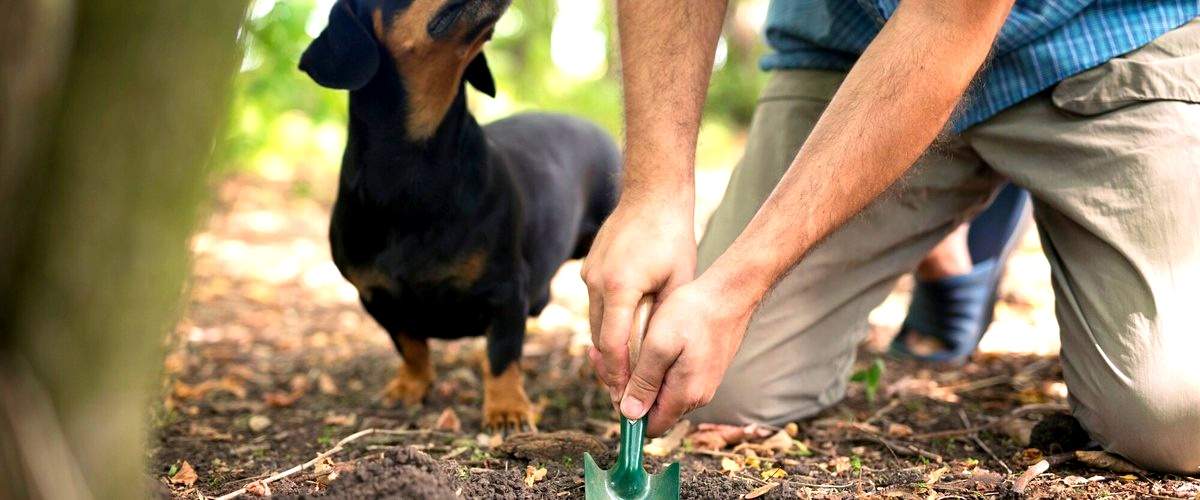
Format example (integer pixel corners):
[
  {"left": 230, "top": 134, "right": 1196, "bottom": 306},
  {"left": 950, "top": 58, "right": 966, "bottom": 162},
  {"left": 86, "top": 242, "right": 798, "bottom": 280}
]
[{"left": 0, "top": 0, "right": 249, "bottom": 498}]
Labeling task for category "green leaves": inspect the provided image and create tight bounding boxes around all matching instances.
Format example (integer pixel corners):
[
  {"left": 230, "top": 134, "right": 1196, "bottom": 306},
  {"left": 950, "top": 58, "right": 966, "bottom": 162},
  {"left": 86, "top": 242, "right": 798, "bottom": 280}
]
[{"left": 850, "top": 358, "right": 886, "bottom": 405}]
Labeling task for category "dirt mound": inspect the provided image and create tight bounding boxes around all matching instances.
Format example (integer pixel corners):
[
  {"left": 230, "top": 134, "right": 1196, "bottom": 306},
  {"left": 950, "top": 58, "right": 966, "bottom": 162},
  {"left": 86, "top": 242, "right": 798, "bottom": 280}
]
[{"left": 304, "top": 447, "right": 458, "bottom": 499}]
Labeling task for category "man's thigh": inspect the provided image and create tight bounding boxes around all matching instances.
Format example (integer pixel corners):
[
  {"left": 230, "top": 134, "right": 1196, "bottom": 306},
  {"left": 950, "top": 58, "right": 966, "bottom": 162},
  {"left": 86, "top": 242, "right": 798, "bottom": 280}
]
[
  {"left": 964, "top": 21, "right": 1200, "bottom": 472},
  {"left": 692, "top": 69, "right": 1003, "bottom": 425}
]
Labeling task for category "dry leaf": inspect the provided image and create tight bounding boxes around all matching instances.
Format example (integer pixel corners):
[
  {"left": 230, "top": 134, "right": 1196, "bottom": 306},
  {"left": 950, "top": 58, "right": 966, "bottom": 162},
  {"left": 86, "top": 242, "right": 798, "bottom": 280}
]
[
  {"left": 264, "top": 391, "right": 302, "bottom": 408},
  {"left": 1016, "top": 448, "right": 1044, "bottom": 466},
  {"left": 696, "top": 423, "right": 771, "bottom": 446},
  {"left": 314, "top": 458, "right": 340, "bottom": 487},
  {"left": 317, "top": 372, "right": 340, "bottom": 395},
  {"left": 999, "top": 417, "right": 1035, "bottom": 447},
  {"left": 246, "top": 480, "right": 271, "bottom": 496},
  {"left": 886, "top": 376, "right": 960, "bottom": 403},
  {"left": 1013, "top": 459, "right": 1049, "bottom": 494},
  {"left": 686, "top": 430, "right": 727, "bottom": 451},
  {"left": 784, "top": 422, "right": 799, "bottom": 437},
  {"left": 644, "top": 421, "right": 690, "bottom": 457},
  {"left": 1074, "top": 450, "right": 1144, "bottom": 474},
  {"left": 435, "top": 408, "right": 462, "bottom": 433},
  {"left": 1062, "top": 475, "right": 1089, "bottom": 486},
  {"left": 759, "top": 429, "right": 796, "bottom": 456},
  {"left": 248, "top": 415, "right": 272, "bottom": 433},
  {"left": 170, "top": 460, "right": 198, "bottom": 487},
  {"left": 323, "top": 413, "right": 357, "bottom": 427},
  {"left": 476, "top": 433, "right": 502, "bottom": 448},
  {"left": 761, "top": 467, "right": 786, "bottom": 480},
  {"left": 524, "top": 465, "right": 547, "bottom": 487},
  {"left": 721, "top": 456, "right": 743, "bottom": 474},
  {"left": 925, "top": 466, "right": 949, "bottom": 485},
  {"left": 886, "top": 422, "right": 914, "bottom": 438},
  {"left": 830, "top": 456, "right": 852, "bottom": 475},
  {"left": 743, "top": 482, "right": 778, "bottom": 499}
]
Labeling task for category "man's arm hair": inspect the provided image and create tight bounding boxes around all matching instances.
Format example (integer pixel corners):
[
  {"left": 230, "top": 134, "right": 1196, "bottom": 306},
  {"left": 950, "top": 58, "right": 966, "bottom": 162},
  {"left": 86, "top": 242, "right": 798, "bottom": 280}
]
[{"left": 616, "top": 0, "right": 728, "bottom": 201}]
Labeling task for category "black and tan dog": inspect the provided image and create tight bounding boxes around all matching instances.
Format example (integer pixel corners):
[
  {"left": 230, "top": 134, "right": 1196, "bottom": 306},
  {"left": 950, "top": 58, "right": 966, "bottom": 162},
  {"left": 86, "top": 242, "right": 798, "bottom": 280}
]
[{"left": 300, "top": 0, "right": 618, "bottom": 429}]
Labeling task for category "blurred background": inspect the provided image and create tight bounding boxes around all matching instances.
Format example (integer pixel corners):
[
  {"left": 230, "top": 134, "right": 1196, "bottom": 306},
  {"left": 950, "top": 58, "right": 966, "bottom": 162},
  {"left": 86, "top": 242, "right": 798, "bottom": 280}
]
[{"left": 221, "top": 0, "right": 769, "bottom": 188}]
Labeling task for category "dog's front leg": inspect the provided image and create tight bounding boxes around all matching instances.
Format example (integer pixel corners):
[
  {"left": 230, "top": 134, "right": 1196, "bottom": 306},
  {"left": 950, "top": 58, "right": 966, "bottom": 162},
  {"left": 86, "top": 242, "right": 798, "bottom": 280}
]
[
  {"left": 381, "top": 334, "right": 435, "bottom": 407},
  {"left": 482, "top": 295, "right": 535, "bottom": 433}
]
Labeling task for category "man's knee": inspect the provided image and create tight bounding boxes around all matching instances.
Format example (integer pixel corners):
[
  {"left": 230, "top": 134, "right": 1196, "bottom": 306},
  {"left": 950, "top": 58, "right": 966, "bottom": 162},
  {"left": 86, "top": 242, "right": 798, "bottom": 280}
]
[{"left": 1078, "top": 364, "right": 1200, "bottom": 474}]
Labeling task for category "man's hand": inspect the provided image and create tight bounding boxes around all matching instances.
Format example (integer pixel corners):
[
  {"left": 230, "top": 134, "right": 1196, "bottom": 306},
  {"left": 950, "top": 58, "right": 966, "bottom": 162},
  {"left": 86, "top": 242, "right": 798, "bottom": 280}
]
[
  {"left": 583, "top": 0, "right": 727, "bottom": 406},
  {"left": 617, "top": 277, "right": 753, "bottom": 436},
  {"left": 581, "top": 194, "right": 695, "bottom": 405}
]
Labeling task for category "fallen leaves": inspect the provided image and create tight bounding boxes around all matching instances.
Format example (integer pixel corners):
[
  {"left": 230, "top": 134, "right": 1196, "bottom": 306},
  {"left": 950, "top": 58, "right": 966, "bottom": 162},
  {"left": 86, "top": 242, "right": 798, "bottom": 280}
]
[
  {"left": 323, "top": 413, "right": 358, "bottom": 427},
  {"left": 435, "top": 408, "right": 462, "bottom": 433},
  {"left": 249, "top": 414, "right": 272, "bottom": 433},
  {"left": 169, "top": 460, "right": 198, "bottom": 487},
  {"left": 245, "top": 480, "right": 271, "bottom": 496},
  {"left": 644, "top": 421, "right": 690, "bottom": 457},
  {"left": 523, "top": 465, "right": 547, "bottom": 487},
  {"left": 313, "top": 457, "right": 341, "bottom": 489},
  {"left": 173, "top": 376, "right": 247, "bottom": 401},
  {"left": 686, "top": 423, "right": 772, "bottom": 451},
  {"left": 743, "top": 482, "right": 779, "bottom": 499},
  {"left": 721, "top": 456, "right": 742, "bottom": 474},
  {"left": 886, "top": 376, "right": 960, "bottom": 403},
  {"left": 265, "top": 375, "right": 310, "bottom": 408}
]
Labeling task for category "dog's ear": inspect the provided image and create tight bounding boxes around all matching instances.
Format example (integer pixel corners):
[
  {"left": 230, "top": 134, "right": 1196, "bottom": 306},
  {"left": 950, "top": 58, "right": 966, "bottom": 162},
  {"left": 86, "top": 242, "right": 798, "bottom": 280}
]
[
  {"left": 463, "top": 53, "right": 496, "bottom": 98},
  {"left": 299, "top": 1, "right": 380, "bottom": 90}
]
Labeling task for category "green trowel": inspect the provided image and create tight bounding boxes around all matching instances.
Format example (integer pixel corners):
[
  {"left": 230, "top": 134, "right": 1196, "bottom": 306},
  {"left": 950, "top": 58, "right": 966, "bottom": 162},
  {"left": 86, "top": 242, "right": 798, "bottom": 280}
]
[{"left": 583, "top": 298, "right": 681, "bottom": 500}]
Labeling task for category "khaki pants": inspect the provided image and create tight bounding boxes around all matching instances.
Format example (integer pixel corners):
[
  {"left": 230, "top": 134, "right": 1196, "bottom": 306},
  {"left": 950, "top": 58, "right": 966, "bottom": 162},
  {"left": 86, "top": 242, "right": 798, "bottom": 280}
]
[{"left": 692, "top": 19, "right": 1200, "bottom": 474}]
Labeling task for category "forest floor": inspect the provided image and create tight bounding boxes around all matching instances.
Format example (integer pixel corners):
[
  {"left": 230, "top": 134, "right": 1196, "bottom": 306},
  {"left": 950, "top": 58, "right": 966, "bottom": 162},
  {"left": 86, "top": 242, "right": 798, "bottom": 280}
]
[{"left": 151, "top": 170, "right": 1199, "bottom": 499}]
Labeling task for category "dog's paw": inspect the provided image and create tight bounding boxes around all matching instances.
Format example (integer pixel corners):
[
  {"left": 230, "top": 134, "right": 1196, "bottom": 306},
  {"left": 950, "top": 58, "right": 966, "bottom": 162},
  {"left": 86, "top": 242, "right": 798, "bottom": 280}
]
[
  {"left": 482, "top": 361, "right": 537, "bottom": 433},
  {"left": 482, "top": 389, "right": 536, "bottom": 433},
  {"left": 380, "top": 369, "right": 431, "bottom": 407}
]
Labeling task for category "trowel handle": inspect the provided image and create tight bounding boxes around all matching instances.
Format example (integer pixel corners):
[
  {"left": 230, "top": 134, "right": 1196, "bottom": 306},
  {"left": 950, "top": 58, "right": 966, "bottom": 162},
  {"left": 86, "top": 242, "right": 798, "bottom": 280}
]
[
  {"left": 610, "top": 416, "right": 649, "bottom": 497},
  {"left": 627, "top": 296, "right": 655, "bottom": 369}
]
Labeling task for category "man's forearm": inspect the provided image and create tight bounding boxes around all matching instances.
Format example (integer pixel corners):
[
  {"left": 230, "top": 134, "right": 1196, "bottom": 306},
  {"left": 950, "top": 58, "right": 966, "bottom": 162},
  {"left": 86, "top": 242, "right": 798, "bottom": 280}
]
[
  {"left": 702, "top": 0, "right": 1014, "bottom": 306},
  {"left": 616, "top": 0, "right": 728, "bottom": 202}
]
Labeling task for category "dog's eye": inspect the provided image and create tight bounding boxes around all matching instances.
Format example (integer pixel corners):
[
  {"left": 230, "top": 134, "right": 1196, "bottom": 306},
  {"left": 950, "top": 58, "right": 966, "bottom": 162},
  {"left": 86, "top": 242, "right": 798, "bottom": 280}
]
[{"left": 428, "top": 1, "right": 467, "bottom": 37}]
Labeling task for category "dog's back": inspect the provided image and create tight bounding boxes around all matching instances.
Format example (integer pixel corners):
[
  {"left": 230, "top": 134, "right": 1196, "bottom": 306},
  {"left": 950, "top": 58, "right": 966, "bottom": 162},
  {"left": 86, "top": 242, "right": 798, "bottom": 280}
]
[{"left": 484, "top": 112, "right": 619, "bottom": 312}]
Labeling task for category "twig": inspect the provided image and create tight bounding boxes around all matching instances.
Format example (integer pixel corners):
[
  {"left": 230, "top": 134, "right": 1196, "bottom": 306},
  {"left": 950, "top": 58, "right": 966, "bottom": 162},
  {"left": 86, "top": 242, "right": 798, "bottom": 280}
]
[
  {"left": 865, "top": 399, "right": 901, "bottom": 425},
  {"left": 908, "top": 422, "right": 998, "bottom": 441},
  {"left": 855, "top": 435, "right": 943, "bottom": 463},
  {"left": 958, "top": 409, "right": 1010, "bottom": 474},
  {"left": 791, "top": 481, "right": 856, "bottom": 489},
  {"left": 214, "top": 428, "right": 407, "bottom": 500}
]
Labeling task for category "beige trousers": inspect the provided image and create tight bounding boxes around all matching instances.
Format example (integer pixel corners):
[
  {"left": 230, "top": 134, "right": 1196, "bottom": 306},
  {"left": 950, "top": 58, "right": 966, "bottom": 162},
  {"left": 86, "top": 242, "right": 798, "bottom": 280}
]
[{"left": 691, "top": 19, "right": 1200, "bottom": 474}]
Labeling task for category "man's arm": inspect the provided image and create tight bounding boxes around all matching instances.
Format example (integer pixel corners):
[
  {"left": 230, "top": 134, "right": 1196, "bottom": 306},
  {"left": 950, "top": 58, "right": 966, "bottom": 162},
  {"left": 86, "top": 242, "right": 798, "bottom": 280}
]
[
  {"left": 581, "top": 0, "right": 728, "bottom": 404},
  {"left": 620, "top": 0, "right": 1016, "bottom": 436}
]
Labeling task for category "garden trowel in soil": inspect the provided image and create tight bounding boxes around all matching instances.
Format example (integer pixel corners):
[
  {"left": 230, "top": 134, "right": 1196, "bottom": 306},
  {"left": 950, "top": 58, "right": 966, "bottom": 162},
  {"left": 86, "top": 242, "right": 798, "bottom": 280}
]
[{"left": 583, "top": 298, "right": 681, "bottom": 500}]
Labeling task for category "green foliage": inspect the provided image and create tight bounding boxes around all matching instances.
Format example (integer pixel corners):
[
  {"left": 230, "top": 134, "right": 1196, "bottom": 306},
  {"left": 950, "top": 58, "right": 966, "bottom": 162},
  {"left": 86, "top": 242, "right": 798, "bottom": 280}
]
[
  {"left": 219, "top": 0, "right": 768, "bottom": 177},
  {"left": 850, "top": 358, "right": 886, "bottom": 405}
]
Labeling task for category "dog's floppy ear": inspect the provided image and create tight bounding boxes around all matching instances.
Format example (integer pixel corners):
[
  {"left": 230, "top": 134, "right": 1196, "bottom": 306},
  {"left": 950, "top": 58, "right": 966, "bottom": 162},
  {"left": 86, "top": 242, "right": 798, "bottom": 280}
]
[
  {"left": 299, "top": 1, "right": 380, "bottom": 90},
  {"left": 463, "top": 53, "right": 496, "bottom": 97}
]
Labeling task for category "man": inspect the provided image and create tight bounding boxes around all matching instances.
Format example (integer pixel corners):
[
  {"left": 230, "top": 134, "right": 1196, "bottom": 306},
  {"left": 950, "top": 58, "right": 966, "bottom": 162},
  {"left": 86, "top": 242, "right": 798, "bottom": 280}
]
[{"left": 583, "top": 0, "right": 1200, "bottom": 473}]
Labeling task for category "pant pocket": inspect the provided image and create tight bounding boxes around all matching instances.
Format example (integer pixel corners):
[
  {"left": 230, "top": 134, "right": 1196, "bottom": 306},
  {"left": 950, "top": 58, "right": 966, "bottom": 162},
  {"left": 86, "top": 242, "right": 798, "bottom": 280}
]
[{"left": 1052, "top": 17, "right": 1200, "bottom": 116}]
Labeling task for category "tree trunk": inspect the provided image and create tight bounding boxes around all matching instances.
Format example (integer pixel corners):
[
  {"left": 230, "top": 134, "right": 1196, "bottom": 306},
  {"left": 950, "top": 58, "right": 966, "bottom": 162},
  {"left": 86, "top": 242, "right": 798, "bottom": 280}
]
[{"left": 0, "top": 1, "right": 249, "bottom": 497}]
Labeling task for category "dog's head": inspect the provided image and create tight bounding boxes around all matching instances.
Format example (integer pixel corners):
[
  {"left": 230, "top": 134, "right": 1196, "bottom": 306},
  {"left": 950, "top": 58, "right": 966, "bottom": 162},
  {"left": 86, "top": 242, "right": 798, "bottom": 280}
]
[{"left": 300, "top": 0, "right": 509, "bottom": 138}]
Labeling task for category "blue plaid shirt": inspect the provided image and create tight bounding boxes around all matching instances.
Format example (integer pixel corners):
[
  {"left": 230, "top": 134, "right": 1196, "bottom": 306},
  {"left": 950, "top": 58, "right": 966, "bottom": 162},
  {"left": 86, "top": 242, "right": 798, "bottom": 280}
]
[{"left": 762, "top": 1, "right": 1199, "bottom": 130}]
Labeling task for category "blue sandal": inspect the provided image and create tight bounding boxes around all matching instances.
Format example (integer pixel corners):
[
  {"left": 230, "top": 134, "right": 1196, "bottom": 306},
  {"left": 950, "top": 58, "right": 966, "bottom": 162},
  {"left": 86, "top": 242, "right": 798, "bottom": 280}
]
[{"left": 890, "top": 184, "right": 1030, "bottom": 364}]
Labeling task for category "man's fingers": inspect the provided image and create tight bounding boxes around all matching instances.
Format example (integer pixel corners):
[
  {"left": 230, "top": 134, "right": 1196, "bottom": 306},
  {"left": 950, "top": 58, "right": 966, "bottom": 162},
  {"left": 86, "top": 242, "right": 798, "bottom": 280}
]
[
  {"left": 596, "top": 288, "right": 641, "bottom": 393},
  {"left": 587, "top": 346, "right": 621, "bottom": 405},
  {"left": 643, "top": 368, "right": 691, "bottom": 437},
  {"left": 619, "top": 326, "right": 681, "bottom": 421}
]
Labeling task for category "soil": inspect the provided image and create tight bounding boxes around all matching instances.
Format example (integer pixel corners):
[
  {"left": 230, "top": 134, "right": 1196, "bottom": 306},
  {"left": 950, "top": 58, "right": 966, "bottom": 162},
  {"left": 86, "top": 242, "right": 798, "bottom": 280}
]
[{"left": 151, "top": 174, "right": 1200, "bottom": 499}]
